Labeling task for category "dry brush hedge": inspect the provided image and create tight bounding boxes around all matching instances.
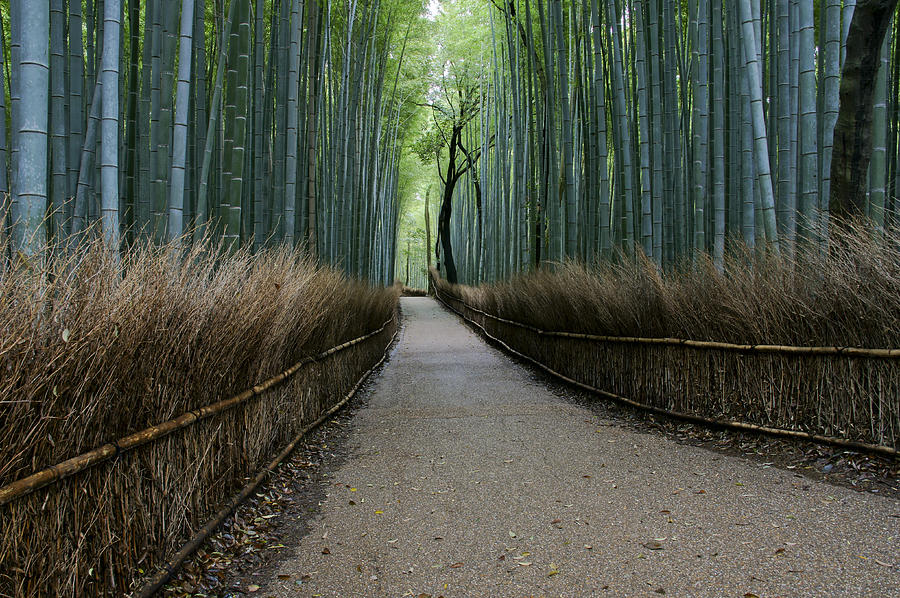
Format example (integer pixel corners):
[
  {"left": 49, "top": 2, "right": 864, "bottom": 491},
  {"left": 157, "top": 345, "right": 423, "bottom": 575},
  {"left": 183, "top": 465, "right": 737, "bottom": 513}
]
[
  {"left": 432, "top": 223, "right": 900, "bottom": 453},
  {"left": 0, "top": 239, "right": 399, "bottom": 596}
]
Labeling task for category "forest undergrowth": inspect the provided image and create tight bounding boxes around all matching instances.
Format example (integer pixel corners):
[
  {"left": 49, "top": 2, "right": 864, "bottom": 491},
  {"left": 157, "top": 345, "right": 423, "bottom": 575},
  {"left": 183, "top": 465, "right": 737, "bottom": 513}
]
[{"left": 0, "top": 237, "right": 399, "bottom": 595}]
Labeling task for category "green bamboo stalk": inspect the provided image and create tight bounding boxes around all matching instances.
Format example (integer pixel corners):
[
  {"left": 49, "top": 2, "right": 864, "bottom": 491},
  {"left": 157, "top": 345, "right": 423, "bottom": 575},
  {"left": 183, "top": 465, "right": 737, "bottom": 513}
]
[
  {"left": 797, "top": 0, "right": 818, "bottom": 237},
  {"left": 738, "top": 0, "right": 779, "bottom": 250},
  {"left": 49, "top": 0, "right": 67, "bottom": 241},
  {"left": 168, "top": 0, "right": 196, "bottom": 242},
  {"left": 283, "top": 0, "right": 305, "bottom": 248},
  {"left": 16, "top": 1, "right": 50, "bottom": 258},
  {"left": 193, "top": 0, "right": 236, "bottom": 244},
  {"left": 100, "top": 0, "right": 121, "bottom": 248}
]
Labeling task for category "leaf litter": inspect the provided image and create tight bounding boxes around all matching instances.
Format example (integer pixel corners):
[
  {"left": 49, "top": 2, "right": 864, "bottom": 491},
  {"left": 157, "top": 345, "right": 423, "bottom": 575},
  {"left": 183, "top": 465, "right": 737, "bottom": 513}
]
[{"left": 159, "top": 404, "right": 366, "bottom": 597}]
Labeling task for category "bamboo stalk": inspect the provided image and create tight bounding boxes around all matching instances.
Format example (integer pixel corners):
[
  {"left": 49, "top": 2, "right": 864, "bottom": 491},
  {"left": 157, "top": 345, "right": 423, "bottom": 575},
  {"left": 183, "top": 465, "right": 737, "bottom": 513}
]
[
  {"left": 433, "top": 288, "right": 898, "bottom": 459},
  {"left": 437, "top": 290, "right": 900, "bottom": 358},
  {"left": 0, "top": 316, "right": 396, "bottom": 507},
  {"left": 131, "top": 327, "right": 399, "bottom": 598}
]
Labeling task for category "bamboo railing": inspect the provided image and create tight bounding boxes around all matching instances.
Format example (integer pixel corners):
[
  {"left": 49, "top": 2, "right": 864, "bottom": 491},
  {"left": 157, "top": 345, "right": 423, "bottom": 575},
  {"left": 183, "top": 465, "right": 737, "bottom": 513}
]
[
  {"left": 0, "top": 316, "right": 396, "bottom": 507},
  {"left": 433, "top": 286, "right": 899, "bottom": 458},
  {"left": 453, "top": 295, "right": 900, "bottom": 359}
]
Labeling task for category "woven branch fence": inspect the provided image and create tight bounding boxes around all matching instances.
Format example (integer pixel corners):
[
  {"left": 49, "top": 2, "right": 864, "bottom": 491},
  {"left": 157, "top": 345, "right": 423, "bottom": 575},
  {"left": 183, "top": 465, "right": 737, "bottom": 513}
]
[
  {"left": 0, "top": 314, "right": 398, "bottom": 596},
  {"left": 433, "top": 284, "right": 899, "bottom": 457}
]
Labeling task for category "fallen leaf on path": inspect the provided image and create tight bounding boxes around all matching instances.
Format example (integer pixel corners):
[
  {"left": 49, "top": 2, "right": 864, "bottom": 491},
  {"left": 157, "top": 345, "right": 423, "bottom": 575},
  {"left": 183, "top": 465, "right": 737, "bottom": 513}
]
[
  {"left": 449, "top": 562, "right": 463, "bottom": 568},
  {"left": 641, "top": 541, "right": 663, "bottom": 550},
  {"left": 584, "top": 544, "right": 593, "bottom": 550},
  {"left": 509, "top": 531, "right": 517, "bottom": 538},
  {"left": 874, "top": 559, "right": 893, "bottom": 568},
  {"left": 321, "top": 547, "right": 331, "bottom": 555},
  {"left": 247, "top": 585, "right": 260, "bottom": 593},
  {"left": 551, "top": 519, "right": 561, "bottom": 524},
  {"left": 518, "top": 562, "right": 532, "bottom": 567},
  {"left": 278, "top": 574, "right": 291, "bottom": 580}
]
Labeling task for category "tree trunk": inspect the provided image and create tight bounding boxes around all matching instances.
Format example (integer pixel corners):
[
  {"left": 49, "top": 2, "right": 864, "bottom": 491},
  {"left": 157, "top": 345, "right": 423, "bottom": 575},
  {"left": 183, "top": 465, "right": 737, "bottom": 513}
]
[
  {"left": 424, "top": 184, "right": 432, "bottom": 269},
  {"left": 830, "top": 0, "right": 899, "bottom": 217}
]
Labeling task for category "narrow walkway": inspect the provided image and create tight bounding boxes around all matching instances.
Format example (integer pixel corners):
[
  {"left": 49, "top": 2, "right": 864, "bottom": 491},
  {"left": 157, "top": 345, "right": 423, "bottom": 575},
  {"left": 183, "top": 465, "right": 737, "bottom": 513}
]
[{"left": 261, "top": 297, "right": 898, "bottom": 597}]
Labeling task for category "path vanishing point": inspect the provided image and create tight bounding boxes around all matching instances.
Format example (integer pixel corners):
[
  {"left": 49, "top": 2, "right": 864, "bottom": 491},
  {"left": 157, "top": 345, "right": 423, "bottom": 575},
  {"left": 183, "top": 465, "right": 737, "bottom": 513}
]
[{"left": 255, "top": 297, "right": 898, "bottom": 597}]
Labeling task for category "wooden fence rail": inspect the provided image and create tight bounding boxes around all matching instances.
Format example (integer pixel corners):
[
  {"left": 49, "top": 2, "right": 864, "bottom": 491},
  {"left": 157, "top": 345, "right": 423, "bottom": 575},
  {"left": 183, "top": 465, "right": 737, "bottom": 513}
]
[
  {"left": 0, "top": 317, "right": 395, "bottom": 507},
  {"left": 454, "top": 295, "right": 900, "bottom": 359}
]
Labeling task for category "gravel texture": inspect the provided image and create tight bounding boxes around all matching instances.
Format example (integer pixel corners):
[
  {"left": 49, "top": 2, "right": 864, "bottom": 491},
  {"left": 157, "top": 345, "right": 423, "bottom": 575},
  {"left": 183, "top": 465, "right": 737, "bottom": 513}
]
[{"left": 254, "top": 297, "right": 899, "bottom": 598}]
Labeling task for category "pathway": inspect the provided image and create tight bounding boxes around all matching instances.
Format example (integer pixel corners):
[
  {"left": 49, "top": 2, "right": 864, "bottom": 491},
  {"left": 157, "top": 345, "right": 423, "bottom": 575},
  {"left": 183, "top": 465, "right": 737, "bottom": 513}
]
[{"left": 258, "top": 297, "right": 898, "bottom": 597}]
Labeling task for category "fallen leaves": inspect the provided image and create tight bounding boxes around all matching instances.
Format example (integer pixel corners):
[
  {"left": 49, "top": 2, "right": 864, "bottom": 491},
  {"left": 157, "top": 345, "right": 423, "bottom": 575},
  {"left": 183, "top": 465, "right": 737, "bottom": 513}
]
[
  {"left": 641, "top": 541, "right": 664, "bottom": 550},
  {"left": 449, "top": 562, "right": 463, "bottom": 569}
]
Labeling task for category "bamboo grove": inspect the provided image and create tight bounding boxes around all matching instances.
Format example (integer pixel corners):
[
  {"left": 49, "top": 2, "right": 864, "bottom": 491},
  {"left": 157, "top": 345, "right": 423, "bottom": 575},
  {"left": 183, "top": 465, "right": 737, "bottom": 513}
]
[
  {"left": 426, "top": 0, "right": 900, "bottom": 285},
  {"left": 0, "top": 0, "right": 425, "bottom": 285}
]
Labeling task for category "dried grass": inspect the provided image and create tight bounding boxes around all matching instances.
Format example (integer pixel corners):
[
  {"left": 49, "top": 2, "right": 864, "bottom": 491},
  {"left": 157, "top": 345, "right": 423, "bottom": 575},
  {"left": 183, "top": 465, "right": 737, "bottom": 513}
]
[
  {"left": 0, "top": 238, "right": 398, "bottom": 596},
  {"left": 433, "top": 220, "right": 900, "bottom": 449},
  {"left": 401, "top": 285, "right": 428, "bottom": 297}
]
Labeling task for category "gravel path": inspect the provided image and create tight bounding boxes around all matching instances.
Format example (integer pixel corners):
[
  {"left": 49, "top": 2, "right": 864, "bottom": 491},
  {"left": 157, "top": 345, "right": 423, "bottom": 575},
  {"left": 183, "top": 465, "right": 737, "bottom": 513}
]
[{"left": 258, "top": 297, "right": 899, "bottom": 597}]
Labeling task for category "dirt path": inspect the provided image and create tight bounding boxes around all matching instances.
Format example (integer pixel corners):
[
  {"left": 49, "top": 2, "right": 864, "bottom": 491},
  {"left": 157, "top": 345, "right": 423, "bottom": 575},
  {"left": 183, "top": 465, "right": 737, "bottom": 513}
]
[{"left": 257, "top": 297, "right": 898, "bottom": 597}]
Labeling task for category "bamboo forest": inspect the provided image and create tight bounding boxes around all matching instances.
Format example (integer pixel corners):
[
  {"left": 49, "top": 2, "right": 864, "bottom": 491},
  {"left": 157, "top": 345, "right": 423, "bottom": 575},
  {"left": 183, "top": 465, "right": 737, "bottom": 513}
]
[{"left": 1, "top": 1, "right": 899, "bottom": 596}]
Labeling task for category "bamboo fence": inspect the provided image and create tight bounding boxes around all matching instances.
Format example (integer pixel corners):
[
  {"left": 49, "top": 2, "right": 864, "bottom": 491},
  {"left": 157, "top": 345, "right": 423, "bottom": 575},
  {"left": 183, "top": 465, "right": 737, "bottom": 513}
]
[
  {"left": 132, "top": 326, "right": 399, "bottom": 598},
  {"left": 0, "top": 314, "right": 399, "bottom": 596},
  {"left": 433, "top": 286, "right": 899, "bottom": 458}
]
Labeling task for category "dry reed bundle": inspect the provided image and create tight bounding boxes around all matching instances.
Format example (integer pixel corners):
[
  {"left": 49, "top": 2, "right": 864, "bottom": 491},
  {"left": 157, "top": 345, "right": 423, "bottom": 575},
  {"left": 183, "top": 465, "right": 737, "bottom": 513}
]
[
  {"left": 401, "top": 286, "right": 429, "bottom": 297},
  {"left": 432, "top": 220, "right": 900, "bottom": 452},
  {"left": 0, "top": 238, "right": 398, "bottom": 596}
]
